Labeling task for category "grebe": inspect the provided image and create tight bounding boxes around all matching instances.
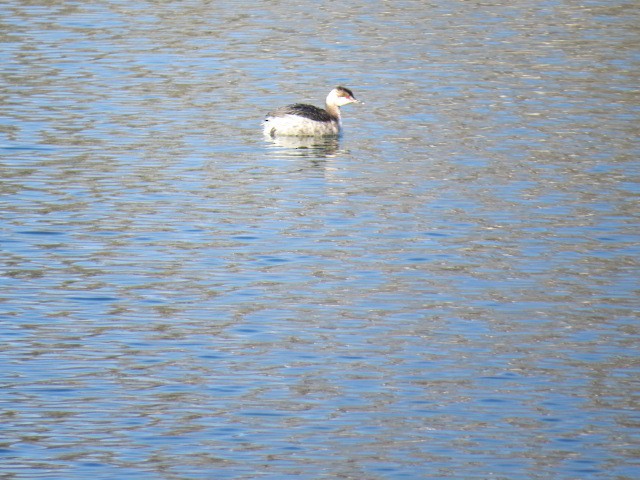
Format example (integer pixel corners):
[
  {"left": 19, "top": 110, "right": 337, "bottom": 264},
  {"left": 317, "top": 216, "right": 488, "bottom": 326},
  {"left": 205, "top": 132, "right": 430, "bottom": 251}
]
[{"left": 263, "top": 86, "right": 359, "bottom": 137}]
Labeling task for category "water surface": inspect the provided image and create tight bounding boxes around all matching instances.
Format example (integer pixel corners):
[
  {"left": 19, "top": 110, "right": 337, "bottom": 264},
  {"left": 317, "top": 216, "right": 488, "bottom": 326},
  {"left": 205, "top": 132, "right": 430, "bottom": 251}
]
[{"left": 1, "top": 0, "right": 638, "bottom": 478}]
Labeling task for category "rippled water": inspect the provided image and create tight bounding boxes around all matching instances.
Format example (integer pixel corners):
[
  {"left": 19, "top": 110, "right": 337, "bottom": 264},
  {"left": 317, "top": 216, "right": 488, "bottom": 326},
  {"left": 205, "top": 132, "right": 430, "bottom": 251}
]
[{"left": 1, "top": 0, "right": 638, "bottom": 478}]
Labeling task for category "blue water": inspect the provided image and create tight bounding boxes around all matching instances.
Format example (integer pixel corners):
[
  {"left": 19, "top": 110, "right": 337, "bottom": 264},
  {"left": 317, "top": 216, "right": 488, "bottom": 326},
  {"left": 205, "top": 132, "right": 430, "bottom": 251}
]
[{"left": 1, "top": 0, "right": 639, "bottom": 479}]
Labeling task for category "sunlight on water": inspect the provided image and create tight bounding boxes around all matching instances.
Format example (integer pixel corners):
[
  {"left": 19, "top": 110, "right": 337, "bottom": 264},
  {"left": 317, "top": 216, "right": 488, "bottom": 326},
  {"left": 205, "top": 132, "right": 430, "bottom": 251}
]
[{"left": 1, "top": 0, "right": 638, "bottom": 478}]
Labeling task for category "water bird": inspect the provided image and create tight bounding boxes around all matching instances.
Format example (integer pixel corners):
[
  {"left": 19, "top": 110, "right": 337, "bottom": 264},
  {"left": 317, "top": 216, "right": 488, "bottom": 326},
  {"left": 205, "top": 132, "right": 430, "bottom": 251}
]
[{"left": 263, "top": 86, "right": 359, "bottom": 137}]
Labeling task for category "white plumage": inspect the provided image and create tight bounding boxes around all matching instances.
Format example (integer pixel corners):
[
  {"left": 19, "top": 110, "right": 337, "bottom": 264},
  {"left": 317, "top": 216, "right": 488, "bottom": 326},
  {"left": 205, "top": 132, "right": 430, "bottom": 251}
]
[{"left": 263, "top": 86, "right": 359, "bottom": 137}]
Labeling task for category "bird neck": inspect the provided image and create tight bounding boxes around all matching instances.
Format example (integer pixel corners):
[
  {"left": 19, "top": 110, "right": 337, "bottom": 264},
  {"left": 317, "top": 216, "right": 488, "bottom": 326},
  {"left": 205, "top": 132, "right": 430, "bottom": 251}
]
[{"left": 325, "top": 103, "right": 341, "bottom": 119}]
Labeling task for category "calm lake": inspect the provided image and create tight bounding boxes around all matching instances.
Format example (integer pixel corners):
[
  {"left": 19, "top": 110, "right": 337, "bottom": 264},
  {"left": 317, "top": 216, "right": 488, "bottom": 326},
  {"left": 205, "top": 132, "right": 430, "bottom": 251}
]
[{"left": 1, "top": 0, "right": 638, "bottom": 478}]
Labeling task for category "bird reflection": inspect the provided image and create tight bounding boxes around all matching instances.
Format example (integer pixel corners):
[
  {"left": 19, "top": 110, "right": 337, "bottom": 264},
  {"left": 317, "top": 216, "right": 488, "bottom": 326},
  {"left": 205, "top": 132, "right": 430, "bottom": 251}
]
[{"left": 264, "top": 135, "right": 342, "bottom": 158}]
